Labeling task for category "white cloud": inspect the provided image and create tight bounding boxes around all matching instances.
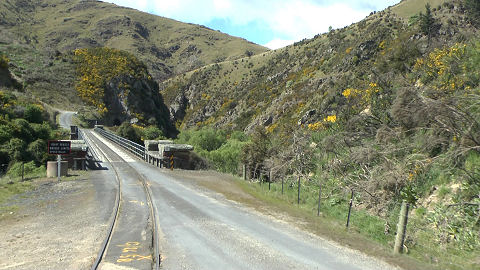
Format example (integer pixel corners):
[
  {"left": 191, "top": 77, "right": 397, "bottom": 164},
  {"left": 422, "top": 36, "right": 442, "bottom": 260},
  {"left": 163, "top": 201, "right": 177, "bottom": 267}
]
[
  {"left": 264, "top": 39, "right": 296, "bottom": 50},
  {"left": 104, "top": 0, "right": 400, "bottom": 49}
]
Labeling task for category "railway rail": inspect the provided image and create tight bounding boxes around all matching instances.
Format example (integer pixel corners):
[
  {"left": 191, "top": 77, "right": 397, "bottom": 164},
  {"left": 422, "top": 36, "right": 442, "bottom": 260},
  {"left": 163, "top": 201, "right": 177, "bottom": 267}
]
[{"left": 82, "top": 129, "right": 160, "bottom": 270}]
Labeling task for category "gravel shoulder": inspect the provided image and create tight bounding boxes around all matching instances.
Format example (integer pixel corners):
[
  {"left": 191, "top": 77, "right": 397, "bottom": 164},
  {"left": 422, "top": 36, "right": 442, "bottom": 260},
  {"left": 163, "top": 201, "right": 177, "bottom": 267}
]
[
  {"left": 158, "top": 169, "right": 424, "bottom": 270},
  {"left": 0, "top": 169, "right": 117, "bottom": 270}
]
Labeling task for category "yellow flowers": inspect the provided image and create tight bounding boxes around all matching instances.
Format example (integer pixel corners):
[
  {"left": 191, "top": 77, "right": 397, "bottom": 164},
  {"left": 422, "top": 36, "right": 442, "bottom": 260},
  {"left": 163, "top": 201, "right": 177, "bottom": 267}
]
[
  {"left": 307, "top": 115, "right": 337, "bottom": 131},
  {"left": 378, "top": 40, "right": 386, "bottom": 50},
  {"left": 342, "top": 82, "right": 380, "bottom": 112},
  {"left": 308, "top": 122, "right": 324, "bottom": 131},
  {"left": 345, "top": 47, "right": 353, "bottom": 54},
  {"left": 413, "top": 43, "right": 468, "bottom": 92},
  {"left": 73, "top": 47, "right": 149, "bottom": 115},
  {"left": 324, "top": 115, "right": 336, "bottom": 123},
  {"left": 0, "top": 54, "right": 10, "bottom": 69}
]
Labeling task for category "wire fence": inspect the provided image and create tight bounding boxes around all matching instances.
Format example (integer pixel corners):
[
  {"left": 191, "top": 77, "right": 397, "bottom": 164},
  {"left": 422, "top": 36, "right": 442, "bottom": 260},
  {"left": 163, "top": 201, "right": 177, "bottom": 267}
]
[{"left": 242, "top": 168, "right": 479, "bottom": 270}]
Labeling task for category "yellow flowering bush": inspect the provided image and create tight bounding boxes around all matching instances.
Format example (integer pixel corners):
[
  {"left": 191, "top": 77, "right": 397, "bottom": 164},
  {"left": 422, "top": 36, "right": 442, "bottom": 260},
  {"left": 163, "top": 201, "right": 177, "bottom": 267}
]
[
  {"left": 413, "top": 43, "right": 468, "bottom": 92},
  {"left": 73, "top": 47, "right": 149, "bottom": 115},
  {"left": 342, "top": 82, "right": 381, "bottom": 111},
  {"left": 307, "top": 115, "right": 336, "bottom": 131},
  {"left": 0, "top": 53, "right": 9, "bottom": 69}
]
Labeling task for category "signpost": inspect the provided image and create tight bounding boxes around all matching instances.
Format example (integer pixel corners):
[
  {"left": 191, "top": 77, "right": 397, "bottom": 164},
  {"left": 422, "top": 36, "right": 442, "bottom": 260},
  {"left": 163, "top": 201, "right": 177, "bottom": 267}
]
[{"left": 48, "top": 141, "right": 71, "bottom": 181}]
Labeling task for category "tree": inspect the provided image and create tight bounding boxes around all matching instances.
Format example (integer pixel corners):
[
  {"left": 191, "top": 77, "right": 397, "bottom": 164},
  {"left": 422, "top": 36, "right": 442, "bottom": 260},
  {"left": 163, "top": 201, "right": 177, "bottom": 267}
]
[
  {"left": 242, "top": 126, "right": 270, "bottom": 179},
  {"left": 465, "top": 0, "right": 480, "bottom": 27},
  {"left": 143, "top": 126, "right": 165, "bottom": 140},
  {"left": 117, "top": 122, "right": 141, "bottom": 144},
  {"left": 419, "top": 3, "right": 437, "bottom": 42},
  {"left": 24, "top": 104, "right": 44, "bottom": 123}
]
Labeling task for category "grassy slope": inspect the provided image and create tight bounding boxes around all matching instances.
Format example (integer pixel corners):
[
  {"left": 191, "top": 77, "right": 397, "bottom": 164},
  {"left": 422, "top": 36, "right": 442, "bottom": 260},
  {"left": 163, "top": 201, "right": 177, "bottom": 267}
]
[
  {"left": 0, "top": 0, "right": 268, "bottom": 110},
  {"left": 392, "top": 0, "right": 448, "bottom": 18},
  {"left": 161, "top": 0, "right": 480, "bottom": 268},
  {"left": 161, "top": 0, "right": 473, "bottom": 131},
  {"left": 0, "top": 0, "right": 268, "bottom": 81}
]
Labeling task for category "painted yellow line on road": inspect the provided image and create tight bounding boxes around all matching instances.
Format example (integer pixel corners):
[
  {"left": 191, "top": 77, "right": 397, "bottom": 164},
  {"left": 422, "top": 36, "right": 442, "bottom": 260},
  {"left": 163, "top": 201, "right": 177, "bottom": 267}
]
[
  {"left": 129, "top": 200, "right": 145, "bottom": 206},
  {"left": 116, "top": 242, "right": 152, "bottom": 263}
]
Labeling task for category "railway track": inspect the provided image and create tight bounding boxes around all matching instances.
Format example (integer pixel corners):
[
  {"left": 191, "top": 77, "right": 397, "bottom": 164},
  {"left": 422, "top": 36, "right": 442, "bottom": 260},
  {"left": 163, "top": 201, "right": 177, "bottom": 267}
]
[{"left": 82, "top": 129, "right": 160, "bottom": 270}]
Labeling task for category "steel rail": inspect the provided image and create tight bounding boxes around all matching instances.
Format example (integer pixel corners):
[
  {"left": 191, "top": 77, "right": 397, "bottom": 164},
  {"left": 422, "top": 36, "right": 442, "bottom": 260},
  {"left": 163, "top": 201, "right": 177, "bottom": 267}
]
[
  {"left": 86, "top": 130, "right": 122, "bottom": 270},
  {"left": 92, "top": 128, "right": 161, "bottom": 269}
]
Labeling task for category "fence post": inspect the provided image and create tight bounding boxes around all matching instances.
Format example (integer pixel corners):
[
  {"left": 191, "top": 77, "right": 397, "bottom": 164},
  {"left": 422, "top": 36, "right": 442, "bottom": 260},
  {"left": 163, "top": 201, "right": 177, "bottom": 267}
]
[
  {"left": 21, "top": 162, "right": 24, "bottom": 181},
  {"left": 317, "top": 183, "right": 322, "bottom": 216},
  {"left": 346, "top": 190, "right": 354, "bottom": 228},
  {"left": 394, "top": 201, "right": 409, "bottom": 254},
  {"left": 268, "top": 170, "right": 272, "bottom": 190},
  {"left": 281, "top": 178, "right": 284, "bottom": 195},
  {"left": 242, "top": 164, "right": 246, "bottom": 180},
  {"left": 297, "top": 176, "right": 301, "bottom": 204}
]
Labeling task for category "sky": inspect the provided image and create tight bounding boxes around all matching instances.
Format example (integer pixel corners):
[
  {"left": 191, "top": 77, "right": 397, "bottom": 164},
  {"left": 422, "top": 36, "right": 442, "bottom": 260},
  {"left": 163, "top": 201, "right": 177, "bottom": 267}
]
[{"left": 104, "top": 0, "right": 401, "bottom": 49}]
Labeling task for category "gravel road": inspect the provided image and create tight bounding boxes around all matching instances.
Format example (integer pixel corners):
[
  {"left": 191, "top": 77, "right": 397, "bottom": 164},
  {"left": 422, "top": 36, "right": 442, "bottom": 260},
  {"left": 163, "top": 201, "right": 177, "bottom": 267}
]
[
  {"left": 0, "top": 170, "right": 117, "bottom": 270},
  {"left": 88, "top": 130, "right": 401, "bottom": 270}
]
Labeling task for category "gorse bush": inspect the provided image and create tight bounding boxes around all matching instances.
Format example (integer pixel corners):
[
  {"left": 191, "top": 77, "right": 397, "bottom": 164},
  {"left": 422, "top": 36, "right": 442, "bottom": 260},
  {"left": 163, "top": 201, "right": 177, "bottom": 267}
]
[
  {"left": 0, "top": 90, "right": 55, "bottom": 168},
  {"left": 73, "top": 47, "right": 150, "bottom": 114},
  {"left": 176, "top": 128, "right": 248, "bottom": 174},
  {"left": 6, "top": 161, "right": 45, "bottom": 178}
]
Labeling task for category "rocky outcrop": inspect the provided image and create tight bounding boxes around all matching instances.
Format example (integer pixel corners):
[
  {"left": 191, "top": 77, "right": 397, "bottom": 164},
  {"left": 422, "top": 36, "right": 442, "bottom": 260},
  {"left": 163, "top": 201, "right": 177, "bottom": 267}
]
[{"left": 104, "top": 75, "right": 176, "bottom": 136}]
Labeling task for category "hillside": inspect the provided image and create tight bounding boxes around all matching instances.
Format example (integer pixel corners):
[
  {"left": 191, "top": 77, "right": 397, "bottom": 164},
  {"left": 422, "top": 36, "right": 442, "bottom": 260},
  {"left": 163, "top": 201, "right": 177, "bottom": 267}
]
[
  {"left": 160, "top": 0, "right": 480, "bottom": 268},
  {"left": 161, "top": 0, "right": 476, "bottom": 132},
  {"left": 0, "top": 0, "right": 267, "bottom": 111},
  {"left": 0, "top": 0, "right": 267, "bottom": 81}
]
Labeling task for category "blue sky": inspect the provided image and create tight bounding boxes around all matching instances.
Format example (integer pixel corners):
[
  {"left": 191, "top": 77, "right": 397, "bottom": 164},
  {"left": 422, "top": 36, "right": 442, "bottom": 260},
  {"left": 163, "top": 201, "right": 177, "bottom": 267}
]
[{"left": 104, "top": 0, "right": 401, "bottom": 49}]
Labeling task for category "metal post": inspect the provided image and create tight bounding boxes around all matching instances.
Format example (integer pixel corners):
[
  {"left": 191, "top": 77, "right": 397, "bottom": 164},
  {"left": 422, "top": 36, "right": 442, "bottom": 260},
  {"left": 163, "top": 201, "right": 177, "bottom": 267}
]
[
  {"left": 281, "top": 178, "right": 284, "bottom": 194},
  {"left": 317, "top": 184, "right": 322, "bottom": 216},
  {"left": 268, "top": 170, "right": 272, "bottom": 190},
  {"left": 394, "top": 201, "right": 409, "bottom": 254},
  {"left": 57, "top": 155, "right": 61, "bottom": 181},
  {"left": 297, "top": 176, "right": 301, "bottom": 204},
  {"left": 346, "top": 190, "right": 354, "bottom": 228}
]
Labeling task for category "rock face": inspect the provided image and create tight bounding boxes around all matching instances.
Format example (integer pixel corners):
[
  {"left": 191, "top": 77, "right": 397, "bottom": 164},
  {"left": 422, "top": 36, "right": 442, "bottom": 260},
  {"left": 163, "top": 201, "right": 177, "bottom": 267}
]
[
  {"left": 0, "top": 63, "right": 21, "bottom": 89},
  {"left": 104, "top": 75, "right": 176, "bottom": 136}
]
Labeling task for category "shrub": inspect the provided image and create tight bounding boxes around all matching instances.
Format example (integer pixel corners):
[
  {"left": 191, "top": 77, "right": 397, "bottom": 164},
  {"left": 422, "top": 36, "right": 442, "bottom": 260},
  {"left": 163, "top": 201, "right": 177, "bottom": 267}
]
[
  {"left": 465, "top": 0, "right": 480, "bottom": 27},
  {"left": 24, "top": 104, "right": 45, "bottom": 123},
  {"left": 142, "top": 126, "right": 165, "bottom": 140},
  {"left": 12, "top": 118, "right": 34, "bottom": 143},
  {"left": 116, "top": 122, "right": 142, "bottom": 144},
  {"left": 8, "top": 138, "right": 27, "bottom": 161},
  {"left": 208, "top": 139, "right": 247, "bottom": 174},
  {"left": 27, "top": 139, "right": 48, "bottom": 165},
  {"left": 177, "top": 128, "right": 226, "bottom": 152},
  {"left": 6, "top": 161, "right": 45, "bottom": 178},
  {"left": 0, "top": 124, "right": 13, "bottom": 144},
  {"left": 32, "top": 122, "right": 52, "bottom": 140}
]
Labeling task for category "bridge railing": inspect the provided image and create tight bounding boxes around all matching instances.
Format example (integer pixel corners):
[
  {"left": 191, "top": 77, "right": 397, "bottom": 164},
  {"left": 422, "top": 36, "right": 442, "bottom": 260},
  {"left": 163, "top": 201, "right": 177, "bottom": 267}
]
[{"left": 94, "top": 127, "right": 146, "bottom": 160}]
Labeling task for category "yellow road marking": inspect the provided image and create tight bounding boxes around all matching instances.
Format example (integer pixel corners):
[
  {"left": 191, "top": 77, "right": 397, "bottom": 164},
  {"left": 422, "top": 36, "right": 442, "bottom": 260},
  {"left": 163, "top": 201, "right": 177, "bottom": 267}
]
[{"left": 129, "top": 200, "right": 145, "bottom": 206}]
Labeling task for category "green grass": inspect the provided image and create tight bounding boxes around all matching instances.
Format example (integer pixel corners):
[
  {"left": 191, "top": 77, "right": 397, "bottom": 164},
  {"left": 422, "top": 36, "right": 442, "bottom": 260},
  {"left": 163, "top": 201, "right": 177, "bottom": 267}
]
[
  {"left": 392, "top": 0, "right": 448, "bottom": 19},
  {"left": 0, "top": 0, "right": 268, "bottom": 84},
  {"left": 228, "top": 177, "right": 479, "bottom": 270}
]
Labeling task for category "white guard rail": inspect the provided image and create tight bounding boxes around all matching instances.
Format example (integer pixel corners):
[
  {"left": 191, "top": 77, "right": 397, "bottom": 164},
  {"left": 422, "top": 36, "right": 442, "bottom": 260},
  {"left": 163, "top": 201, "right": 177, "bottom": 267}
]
[{"left": 94, "top": 127, "right": 146, "bottom": 160}]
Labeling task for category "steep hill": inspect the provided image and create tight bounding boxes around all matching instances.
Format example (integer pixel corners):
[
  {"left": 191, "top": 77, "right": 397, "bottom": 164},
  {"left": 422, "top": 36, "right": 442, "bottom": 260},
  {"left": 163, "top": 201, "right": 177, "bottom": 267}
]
[
  {"left": 161, "top": 0, "right": 477, "bottom": 132},
  {"left": 160, "top": 0, "right": 480, "bottom": 268},
  {"left": 0, "top": 0, "right": 267, "bottom": 82}
]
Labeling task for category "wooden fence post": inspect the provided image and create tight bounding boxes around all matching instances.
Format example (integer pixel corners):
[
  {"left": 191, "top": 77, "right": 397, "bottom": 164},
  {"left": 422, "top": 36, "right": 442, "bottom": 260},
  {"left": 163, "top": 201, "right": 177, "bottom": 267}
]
[
  {"left": 297, "top": 176, "right": 301, "bottom": 204},
  {"left": 346, "top": 190, "right": 354, "bottom": 228},
  {"left": 317, "top": 184, "right": 322, "bottom": 216},
  {"left": 394, "top": 201, "right": 409, "bottom": 254},
  {"left": 242, "top": 164, "right": 246, "bottom": 180}
]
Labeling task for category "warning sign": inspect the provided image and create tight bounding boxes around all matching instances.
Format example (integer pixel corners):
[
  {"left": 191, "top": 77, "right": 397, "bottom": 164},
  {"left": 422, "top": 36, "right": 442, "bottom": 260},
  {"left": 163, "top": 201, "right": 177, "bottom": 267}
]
[{"left": 48, "top": 141, "right": 71, "bottom": 155}]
